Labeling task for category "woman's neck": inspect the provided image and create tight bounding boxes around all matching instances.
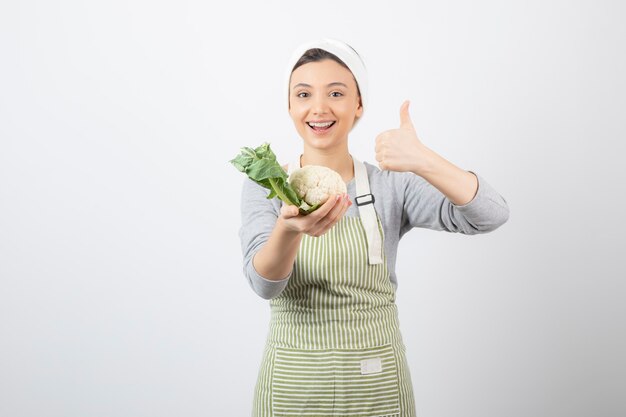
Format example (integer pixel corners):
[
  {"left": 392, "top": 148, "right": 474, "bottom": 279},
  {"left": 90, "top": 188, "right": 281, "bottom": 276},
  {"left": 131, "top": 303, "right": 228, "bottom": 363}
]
[{"left": 300, "top": 144, "right": 354, "bottom": 183}]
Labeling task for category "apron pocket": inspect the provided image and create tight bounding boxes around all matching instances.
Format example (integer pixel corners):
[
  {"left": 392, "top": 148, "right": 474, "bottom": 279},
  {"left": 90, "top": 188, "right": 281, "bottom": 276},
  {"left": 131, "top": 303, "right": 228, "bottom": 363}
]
[{"left": 271, "top": 344, "right": 400, "bottom": 417}]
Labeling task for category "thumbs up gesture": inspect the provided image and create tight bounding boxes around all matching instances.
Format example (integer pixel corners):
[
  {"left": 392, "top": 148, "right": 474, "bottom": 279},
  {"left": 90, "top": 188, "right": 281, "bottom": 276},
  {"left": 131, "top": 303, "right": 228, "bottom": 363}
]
[{"left": 375, "top": 100, "right": 431, "bottom": 174}]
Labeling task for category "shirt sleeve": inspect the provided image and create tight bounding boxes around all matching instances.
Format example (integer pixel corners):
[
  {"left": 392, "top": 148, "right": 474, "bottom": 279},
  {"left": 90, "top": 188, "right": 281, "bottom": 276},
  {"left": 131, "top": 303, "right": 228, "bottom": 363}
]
[
  {"left": 238, "top": 177, "right": 291, "bottom": 300},
  {"left": 399, "top": 170, "right": 510, "bottom": 237}
]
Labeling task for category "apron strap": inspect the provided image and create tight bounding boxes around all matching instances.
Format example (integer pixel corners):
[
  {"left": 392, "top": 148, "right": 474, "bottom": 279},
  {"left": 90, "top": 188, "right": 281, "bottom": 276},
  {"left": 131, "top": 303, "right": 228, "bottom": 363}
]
[
  {"left": 353, "top": 157, "right": 383, "bottom": 265},
  {"left": 287, "top": 155, "right": 383, "bottom": 265},
  {"left": 288, "top": 156, "right": 300, "bottom": 177}
]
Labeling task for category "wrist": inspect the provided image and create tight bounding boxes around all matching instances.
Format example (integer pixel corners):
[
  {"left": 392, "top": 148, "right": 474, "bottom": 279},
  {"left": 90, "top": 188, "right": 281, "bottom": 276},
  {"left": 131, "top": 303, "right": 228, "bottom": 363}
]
[
  {"left": 276, "top": 215, "right": 303, "bottom": 238},
  {"left": 410, "top": 145, "right": 438, "bottom": 177}
]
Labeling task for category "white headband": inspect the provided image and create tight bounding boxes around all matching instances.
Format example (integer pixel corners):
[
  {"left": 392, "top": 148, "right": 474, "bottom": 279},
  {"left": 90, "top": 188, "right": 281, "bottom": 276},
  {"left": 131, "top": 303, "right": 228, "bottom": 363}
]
[{"left": 285, "top": 38, "right": 368, "bottom": 123}]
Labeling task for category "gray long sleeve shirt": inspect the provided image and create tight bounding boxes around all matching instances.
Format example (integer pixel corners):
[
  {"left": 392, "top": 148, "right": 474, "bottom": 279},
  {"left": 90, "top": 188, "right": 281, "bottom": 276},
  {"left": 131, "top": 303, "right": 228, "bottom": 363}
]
[{"left": 238, "top": 162, "right": 510, "bottom": 300}]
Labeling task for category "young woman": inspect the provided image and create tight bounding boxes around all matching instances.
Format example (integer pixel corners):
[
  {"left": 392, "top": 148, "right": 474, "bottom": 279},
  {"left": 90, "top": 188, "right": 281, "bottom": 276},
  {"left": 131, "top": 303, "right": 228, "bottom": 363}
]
[{"left": 239, "top": 38, "right": 509, "bottom": 417}]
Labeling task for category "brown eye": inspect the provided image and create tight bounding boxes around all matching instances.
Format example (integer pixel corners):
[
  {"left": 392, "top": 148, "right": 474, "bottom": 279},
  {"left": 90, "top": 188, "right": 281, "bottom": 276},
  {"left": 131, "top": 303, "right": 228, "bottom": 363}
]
[
  {"left": 330, "top": 91, "right": 343, "bottom": 97},
  {"left": 297, "top": 92, "right": 309, "bottom": 98}
]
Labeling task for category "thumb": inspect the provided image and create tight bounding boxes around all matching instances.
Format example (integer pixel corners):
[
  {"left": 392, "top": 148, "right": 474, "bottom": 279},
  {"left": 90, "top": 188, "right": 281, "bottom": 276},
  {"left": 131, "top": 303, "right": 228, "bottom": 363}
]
[
  {"left": 399, "top": 100, "right": 414, "bottom": 130},
  {"left": 280, "top": 203, "right": 299, "bottom": 219}
]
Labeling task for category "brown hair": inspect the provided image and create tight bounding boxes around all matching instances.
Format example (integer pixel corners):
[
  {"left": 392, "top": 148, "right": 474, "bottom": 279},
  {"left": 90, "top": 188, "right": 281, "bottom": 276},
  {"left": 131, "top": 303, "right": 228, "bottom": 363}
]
[{"left": 291, "top": 48, "right": 362, "bottom": 99}]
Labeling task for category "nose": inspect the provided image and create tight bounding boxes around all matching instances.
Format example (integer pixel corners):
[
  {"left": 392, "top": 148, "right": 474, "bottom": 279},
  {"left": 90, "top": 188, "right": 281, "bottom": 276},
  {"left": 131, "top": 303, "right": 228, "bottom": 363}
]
[{"left": 311, "top": 94, "right": 329, "bottom": 115}]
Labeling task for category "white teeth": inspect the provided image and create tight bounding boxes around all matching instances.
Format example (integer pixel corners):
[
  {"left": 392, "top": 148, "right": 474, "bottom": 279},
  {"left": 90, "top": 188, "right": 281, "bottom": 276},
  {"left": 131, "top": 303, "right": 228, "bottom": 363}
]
[{"left": 308, "top": 121, "right": 334, "bottom": 128}]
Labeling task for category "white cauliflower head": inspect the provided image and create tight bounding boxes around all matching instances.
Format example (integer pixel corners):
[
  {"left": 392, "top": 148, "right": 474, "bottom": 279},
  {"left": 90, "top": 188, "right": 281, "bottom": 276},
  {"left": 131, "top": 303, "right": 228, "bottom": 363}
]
[{"left": 288, "top": 165, "right": 347, "bottom": 207}]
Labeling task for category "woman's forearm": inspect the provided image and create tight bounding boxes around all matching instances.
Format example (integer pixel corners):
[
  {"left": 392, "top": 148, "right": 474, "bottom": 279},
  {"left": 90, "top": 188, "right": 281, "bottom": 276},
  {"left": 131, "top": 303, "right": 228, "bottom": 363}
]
[
  {"left": 252, "top": 217, "right": 304, "bottom": 281},
  {"left": 414, "top": 146, "right": 479, "bottom": 206}
]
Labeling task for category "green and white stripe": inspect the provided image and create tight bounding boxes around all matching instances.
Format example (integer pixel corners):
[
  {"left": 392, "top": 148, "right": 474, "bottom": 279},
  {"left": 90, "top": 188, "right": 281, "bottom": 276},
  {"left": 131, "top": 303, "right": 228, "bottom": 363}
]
[
  {"left": 253, "top": 216, "right": 416, "bottom": 417},
  {"left": 272, "top": 344, "right": 399, "bottom": 417}
]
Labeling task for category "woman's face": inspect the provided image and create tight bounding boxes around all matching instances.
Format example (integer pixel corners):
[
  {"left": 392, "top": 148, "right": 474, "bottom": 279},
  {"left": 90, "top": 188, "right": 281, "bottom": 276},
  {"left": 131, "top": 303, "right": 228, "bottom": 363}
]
[{"left": 288, "top": 59, "right": 363, "bottom": 152}]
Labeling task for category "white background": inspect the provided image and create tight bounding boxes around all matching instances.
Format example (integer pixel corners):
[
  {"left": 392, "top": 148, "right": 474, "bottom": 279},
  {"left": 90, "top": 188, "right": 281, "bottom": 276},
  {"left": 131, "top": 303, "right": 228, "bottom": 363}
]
[{"left": 1, "top": 1, "right": 625, "bottom": 416}]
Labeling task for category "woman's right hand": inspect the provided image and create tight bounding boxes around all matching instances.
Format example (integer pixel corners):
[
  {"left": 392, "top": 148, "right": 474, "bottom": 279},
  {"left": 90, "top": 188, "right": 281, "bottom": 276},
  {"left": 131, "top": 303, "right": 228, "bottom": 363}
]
[{"left": 279, "top": 194, "right": 352, "bottom": 237}]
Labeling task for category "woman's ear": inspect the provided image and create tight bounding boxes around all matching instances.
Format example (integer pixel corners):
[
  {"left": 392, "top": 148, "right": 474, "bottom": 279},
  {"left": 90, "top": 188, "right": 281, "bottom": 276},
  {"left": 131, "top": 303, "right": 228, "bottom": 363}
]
[{"left": 356, "top": 98, "right": 364, "bottom": 118}]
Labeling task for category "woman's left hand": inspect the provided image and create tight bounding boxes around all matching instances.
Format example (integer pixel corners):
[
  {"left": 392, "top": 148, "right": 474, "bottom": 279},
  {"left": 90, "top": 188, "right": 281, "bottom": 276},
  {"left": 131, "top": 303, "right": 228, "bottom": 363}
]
[{"left": 375, "top": 100, "right": 432, "bottom": 175}]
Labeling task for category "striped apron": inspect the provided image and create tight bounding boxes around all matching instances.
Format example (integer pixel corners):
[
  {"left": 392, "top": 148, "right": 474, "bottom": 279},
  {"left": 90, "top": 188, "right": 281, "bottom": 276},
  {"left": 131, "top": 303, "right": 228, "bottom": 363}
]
[{"left": 252, "top": 158, "right": 416, "bottom": 417}]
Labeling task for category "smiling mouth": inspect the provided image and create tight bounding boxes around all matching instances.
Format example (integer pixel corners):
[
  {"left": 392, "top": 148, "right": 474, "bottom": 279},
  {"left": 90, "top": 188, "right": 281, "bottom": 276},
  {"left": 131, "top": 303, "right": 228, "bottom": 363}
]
[{"left": 307, "top": 121, "right": 336, "bottom": 132}]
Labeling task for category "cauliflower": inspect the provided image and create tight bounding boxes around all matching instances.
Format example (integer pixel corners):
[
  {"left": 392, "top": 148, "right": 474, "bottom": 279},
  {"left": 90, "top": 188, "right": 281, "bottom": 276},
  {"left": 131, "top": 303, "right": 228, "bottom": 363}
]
[
  {"left": 289, "top": 165, "right": 347, "bottom": 207},
  {"left": 230, "top": 142, "right": 345, "bottom": 215}
]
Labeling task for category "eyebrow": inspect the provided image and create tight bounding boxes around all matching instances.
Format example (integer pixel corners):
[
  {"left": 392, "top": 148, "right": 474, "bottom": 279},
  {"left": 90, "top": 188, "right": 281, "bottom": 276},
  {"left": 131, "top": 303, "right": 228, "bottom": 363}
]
[{"left": 292, "top": 82, "right": 348, "bottom": 89}]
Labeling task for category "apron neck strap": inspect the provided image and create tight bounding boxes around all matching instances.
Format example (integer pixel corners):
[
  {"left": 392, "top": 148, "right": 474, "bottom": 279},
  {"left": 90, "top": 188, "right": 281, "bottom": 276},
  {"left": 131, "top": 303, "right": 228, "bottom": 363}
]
[
  {"left": 352, "top": 157, "right": 384, "bottom": 265},
  {"left": 288, "top": 155, "right": 301, "bottom": 177}
]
